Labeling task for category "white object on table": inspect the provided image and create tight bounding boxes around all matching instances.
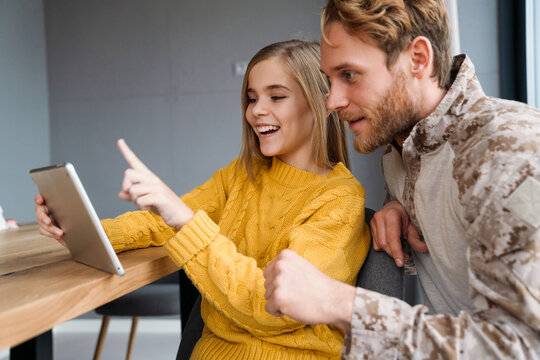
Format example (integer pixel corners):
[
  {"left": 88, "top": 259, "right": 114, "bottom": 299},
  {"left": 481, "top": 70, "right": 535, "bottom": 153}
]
[{"left": 0, "top": 205, "right": 7, "bottom": 230}]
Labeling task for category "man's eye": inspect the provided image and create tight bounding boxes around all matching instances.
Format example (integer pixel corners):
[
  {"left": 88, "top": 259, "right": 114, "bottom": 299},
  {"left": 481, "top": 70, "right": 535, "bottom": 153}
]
[{"left": 343, "top": 71, "right": 357, "bottom": 81}]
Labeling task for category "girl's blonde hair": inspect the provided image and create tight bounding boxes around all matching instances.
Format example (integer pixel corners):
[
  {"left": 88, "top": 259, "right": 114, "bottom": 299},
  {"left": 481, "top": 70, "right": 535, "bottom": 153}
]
[{"left": 240, "top": 40, "right": 350, "bottom": 181}]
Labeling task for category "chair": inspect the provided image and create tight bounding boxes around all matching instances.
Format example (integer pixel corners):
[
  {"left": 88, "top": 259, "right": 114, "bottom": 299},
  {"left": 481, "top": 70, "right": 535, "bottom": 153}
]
[
  {"left": 93, "top": 272, "right": 180, "bottom": 360},
  {"left": 176, "top": 208, "right": 409, "bottom": 359},
  {"left": 354, "top": 208, "right": 405, "bottom": 298}
]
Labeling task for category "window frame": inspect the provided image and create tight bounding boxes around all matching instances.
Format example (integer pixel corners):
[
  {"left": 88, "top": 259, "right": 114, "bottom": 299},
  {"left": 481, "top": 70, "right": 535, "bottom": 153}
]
[{"left": 526, "top": 0, "right": 540, "bottom": 107}]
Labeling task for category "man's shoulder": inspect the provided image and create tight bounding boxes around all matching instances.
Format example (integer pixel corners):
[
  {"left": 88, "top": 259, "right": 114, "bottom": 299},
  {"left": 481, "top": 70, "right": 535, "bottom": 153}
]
[
  {"left": 453, "top": 96, "right": 540, "bottom": 148},
  {"left": 451, "top": 97, "right": 540, "bottom": 176},
  {"left": 448, "top": 97, "right": 540, "bottom": 254}
]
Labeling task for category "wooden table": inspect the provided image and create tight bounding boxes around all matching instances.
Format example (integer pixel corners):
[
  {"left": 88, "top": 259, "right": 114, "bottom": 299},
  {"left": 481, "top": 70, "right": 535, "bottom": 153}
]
[{"left": 0, "top": 223, "right": 179, "bottom": 357}]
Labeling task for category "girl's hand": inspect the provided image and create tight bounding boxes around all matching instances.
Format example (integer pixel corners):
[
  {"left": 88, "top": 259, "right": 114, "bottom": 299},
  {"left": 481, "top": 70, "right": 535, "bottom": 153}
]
[
  {"left": 117, "top": 138, "right": 194, "bottom": 230},
  {"left": 34, "top": 194, "right": 66, "bottom": 247}
]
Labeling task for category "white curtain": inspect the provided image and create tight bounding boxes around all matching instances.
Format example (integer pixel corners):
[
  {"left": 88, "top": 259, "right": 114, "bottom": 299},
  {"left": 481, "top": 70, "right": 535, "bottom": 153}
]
[{"left": 447, "top": 0, "right": 461, "bottom": 55}]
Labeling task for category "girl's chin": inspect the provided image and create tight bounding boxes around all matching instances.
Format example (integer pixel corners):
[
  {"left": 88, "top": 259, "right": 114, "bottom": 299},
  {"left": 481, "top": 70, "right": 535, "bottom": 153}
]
[{"left": 259, "top": 147, "right": 279, "bottom": 158}]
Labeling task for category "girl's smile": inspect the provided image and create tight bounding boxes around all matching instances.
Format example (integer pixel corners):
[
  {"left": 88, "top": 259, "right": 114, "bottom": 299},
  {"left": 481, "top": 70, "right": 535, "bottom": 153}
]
[{"left": 245, "top": 57, "right": 316, "bottom": 171}]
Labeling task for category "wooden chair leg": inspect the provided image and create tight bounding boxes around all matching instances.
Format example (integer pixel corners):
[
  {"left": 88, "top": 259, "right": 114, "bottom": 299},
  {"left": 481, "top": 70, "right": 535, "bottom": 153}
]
[
  {"left": 126, "top": 316, "right": 139, "bottom": 360},
  {"left": 93, "top": 316, "right": 110, "bottom": 360}
]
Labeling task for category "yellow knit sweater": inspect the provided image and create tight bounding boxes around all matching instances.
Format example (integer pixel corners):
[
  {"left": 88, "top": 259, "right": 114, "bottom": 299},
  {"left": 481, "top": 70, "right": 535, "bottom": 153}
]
[{"left": 102, "top": 157, "right": 370, "bottom": 360}]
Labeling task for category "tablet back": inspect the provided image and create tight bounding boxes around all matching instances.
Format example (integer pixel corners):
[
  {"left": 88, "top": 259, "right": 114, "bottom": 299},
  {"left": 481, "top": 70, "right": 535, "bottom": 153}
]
[{"left": 30, "top": 163, "right": 124, "bottom": 276}]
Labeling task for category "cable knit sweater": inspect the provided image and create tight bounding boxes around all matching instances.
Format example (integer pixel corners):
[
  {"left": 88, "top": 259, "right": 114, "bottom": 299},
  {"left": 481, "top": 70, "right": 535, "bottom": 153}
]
[{"left": 102, "top": 157, "right": 370, "bottom": 360}]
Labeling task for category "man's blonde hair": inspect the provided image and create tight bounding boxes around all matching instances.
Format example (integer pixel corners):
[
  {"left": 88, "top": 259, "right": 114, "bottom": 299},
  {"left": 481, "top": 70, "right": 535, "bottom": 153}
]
[
  {"left": 240, "top": 40, "right": 350, "bottom": 181},
  {"left": 322, "top": 0, "right": 453, "bottom": 89}
]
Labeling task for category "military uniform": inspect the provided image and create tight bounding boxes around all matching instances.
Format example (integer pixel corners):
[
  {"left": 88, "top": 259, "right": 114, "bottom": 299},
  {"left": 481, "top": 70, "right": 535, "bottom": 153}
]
[{"left": 342, "top": 55, "right": 540, "bottom": 359}]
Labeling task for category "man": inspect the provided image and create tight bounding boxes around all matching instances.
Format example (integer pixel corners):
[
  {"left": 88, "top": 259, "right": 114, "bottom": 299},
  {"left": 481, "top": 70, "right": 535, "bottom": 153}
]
[{"left": 263, "top": 0, "right": 540, "bottom": 358}]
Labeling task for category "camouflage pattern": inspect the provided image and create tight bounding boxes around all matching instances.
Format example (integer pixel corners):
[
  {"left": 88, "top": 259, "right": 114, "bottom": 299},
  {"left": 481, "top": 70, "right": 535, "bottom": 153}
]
[{"left": 342, "top": 55, "right": 540, "bottom": 359}]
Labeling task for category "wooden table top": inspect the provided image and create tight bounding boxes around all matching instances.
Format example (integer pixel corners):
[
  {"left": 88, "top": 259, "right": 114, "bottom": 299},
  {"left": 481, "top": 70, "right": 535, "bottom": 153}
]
[{"left": 0, "top": 223, "right": 179, "bottom": 350}]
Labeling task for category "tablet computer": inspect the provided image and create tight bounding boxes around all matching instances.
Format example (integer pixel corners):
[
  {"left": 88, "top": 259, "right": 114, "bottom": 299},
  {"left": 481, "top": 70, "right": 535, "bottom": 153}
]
[{"left": 29, "top": 163, "right": 125, "bottom": 276}]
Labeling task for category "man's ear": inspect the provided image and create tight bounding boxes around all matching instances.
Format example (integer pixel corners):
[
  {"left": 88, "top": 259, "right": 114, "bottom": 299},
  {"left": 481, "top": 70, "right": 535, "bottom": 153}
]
[{"left": 408, "top": 36, "right": 433, "bottom": 79}]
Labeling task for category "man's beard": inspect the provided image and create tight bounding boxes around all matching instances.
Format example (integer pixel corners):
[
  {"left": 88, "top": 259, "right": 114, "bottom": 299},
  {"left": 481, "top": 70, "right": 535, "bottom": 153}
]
[{"left": 340, "top": 71, "right": 420, "bottom": 154}]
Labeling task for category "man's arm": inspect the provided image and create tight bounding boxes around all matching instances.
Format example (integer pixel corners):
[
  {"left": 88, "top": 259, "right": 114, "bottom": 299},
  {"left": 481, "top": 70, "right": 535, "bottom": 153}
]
[
  {"left": 351, "top": 124, "right": 540, "bottom": 358},
  {"left": 344, "top": 261, "right": 540, "bottom": 359},
  {"left": 264, "top": 146, "right": 540, "bottom": 358},
  {"left": 264, "top": 247, "right": 540, "bottom": 359}
]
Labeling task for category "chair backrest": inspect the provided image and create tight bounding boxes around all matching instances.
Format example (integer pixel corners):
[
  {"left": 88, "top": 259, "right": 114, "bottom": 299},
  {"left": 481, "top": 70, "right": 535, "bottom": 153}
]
[
  {"left": 355, "top": 208, "right": 405, "bottom": 298},
  {"left": 176, "top": 207, "right": 406, "bottom": 360},
  {"left": 154, "top": 271, "right": 179, "bottom": 284}
]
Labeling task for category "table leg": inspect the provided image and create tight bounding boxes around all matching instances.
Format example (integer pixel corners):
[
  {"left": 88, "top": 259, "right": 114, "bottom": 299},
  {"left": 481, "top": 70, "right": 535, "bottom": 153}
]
[{"left": 10, "top": 330, "right": 52, "bottom": 360}]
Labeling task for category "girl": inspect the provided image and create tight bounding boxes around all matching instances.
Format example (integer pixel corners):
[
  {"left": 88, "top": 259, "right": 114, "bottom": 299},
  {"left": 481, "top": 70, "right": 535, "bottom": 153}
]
[{"left": 35, "top": 40, "right": 370, "bottom": 360}]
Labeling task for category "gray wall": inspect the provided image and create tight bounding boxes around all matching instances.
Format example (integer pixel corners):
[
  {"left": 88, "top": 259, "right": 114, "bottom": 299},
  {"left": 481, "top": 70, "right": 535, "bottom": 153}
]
[
  {"left": 45, "top": 0, "right": 333, "bottom": 219},
  {"left": 457, "top": 0, "right": 499, "bottom": 97},
  {"left": 0, "top": 0, "right": 50, "bottom": 223},
  {"left": 0, "top": 0, "right": 501, "bottom": 222}
]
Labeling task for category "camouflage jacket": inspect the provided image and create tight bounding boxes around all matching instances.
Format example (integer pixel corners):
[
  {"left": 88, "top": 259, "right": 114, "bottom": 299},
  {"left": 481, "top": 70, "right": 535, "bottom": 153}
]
[{"left": 342, "top": 55, "right": 540, "bottom": 359}]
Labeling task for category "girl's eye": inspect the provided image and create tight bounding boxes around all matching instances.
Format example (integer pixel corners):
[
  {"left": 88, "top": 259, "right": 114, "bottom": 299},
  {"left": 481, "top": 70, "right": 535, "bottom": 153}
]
[
  {"left": 247, "top": 98, "right": 257, "bottom": 104},
  {"left": 271, "top": 96, "right": 286, "bottom": 101}
]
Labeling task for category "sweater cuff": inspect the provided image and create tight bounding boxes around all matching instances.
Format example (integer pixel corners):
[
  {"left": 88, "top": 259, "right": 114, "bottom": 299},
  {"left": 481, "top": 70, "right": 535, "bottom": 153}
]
[
  {"left": 101, "top": 219, "right": 126, "bottom": 253},
  {"left": 164, "top": 210, "right": 220, "bottom": 267}
]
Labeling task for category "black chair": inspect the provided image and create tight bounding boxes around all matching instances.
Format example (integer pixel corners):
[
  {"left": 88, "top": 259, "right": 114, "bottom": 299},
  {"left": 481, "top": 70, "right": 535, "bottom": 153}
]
[
  {"left": 355, "top": 208, "right": 405, "bottom": 298},
  {"left": 93, "top": 272, "right": 180, "bottom": 360},
  {"left": 176, "top": 208, "right": 408, "bottom": 359}
]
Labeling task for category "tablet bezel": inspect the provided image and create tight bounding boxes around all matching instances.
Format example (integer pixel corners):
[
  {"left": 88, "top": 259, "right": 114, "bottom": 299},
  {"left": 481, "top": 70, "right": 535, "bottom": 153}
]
[{"left": 30, "top": 163, "right": 125, "bottom": 276}]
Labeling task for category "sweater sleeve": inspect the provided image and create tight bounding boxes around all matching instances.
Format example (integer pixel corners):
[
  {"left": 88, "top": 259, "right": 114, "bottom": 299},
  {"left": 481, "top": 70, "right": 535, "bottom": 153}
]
[
  {"left": 101, "top": 160, "right": 234, "bottom": 253},
  {"left": 164, "top": 190, "right": 370, "bottom": 337}
]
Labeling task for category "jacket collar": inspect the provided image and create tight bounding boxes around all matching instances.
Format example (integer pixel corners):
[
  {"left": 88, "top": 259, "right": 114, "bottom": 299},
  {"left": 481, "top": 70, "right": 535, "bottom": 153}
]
[{"left": 403, "top": 54, "right": 486, "bottom": 155}]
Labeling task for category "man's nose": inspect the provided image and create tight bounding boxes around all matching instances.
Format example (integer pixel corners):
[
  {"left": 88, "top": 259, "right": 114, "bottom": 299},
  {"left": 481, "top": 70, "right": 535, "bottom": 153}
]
[{"left": 326, "top": 84, "right": 349, "bottom": 112}]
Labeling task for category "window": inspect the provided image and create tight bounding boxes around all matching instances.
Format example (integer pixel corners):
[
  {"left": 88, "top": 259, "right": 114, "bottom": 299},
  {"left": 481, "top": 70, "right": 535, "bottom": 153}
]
[{"left": 526, "top": 0, "right": 540, "bottom": 107}]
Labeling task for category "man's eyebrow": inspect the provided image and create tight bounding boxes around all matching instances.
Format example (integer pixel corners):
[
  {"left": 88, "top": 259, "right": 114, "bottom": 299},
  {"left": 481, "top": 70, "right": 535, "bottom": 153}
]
[
  {"left": 321, "top": 62, "right": 360, "bottom": 75},
  {"left": 331, "top": 62, "right": 358, "bottom": 72}
]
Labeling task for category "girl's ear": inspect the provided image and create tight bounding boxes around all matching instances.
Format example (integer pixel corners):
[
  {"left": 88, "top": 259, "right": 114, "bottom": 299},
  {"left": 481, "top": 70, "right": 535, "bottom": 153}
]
[{"left": 408, "top": 36, "right": 433, "bottom": 79}]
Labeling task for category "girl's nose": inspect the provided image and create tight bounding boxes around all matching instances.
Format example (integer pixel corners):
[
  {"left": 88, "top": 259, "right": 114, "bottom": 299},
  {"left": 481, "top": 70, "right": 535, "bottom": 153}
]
[{"left": 252, "top": 100, "right": 269, "bottom": 116}]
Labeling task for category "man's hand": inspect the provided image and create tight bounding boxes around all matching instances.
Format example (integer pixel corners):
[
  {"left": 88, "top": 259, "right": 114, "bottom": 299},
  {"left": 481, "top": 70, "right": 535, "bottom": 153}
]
[
  {"left": 263, "top": 249, "right": 356, "bottom": 333},
  {"left": 370, "top": 200, "right": 428, "bottom": 267},
  {"left": 117, "top": 138, "right": 193, "bottom": 229}
]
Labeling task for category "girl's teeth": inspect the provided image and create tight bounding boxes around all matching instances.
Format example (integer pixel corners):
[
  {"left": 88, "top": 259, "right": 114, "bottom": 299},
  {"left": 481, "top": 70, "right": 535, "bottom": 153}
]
[{"left": 258, "top": 125, "right": 279, "bottom": 133}]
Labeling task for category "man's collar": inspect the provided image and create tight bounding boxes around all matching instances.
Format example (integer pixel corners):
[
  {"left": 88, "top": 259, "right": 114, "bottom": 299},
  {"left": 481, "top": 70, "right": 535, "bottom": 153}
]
[{"left": 399, "top": 55, "right": 484, "bottom": 155}]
